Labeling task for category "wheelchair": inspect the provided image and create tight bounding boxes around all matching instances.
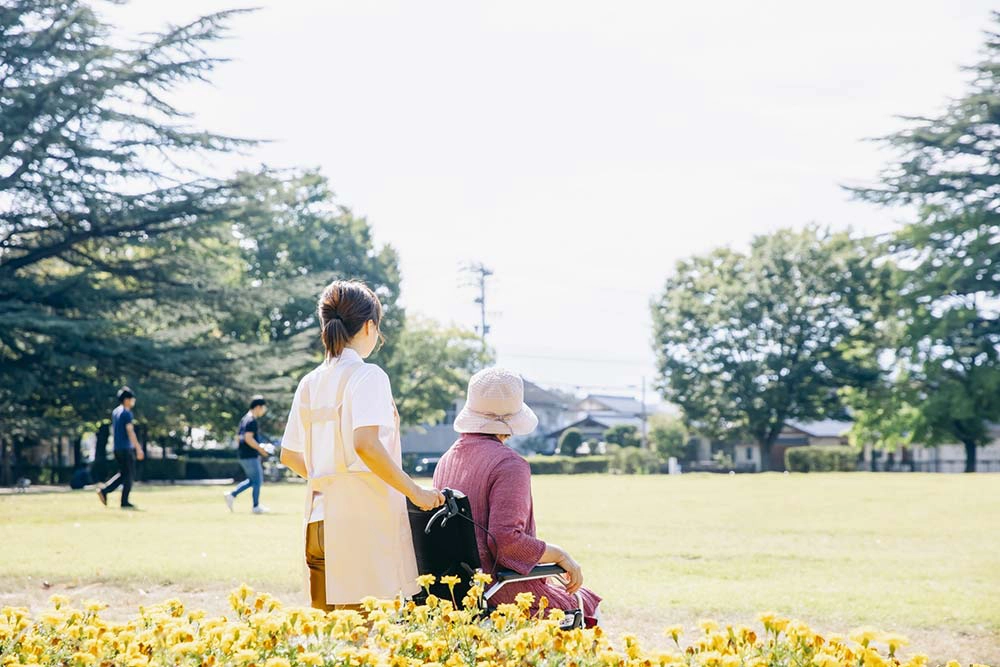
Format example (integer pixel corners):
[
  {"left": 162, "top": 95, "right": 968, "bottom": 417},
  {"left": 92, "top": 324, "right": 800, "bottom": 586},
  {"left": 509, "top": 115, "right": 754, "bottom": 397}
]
[{"left": 407, "top": 488, "right": 586, "bottom": 630}]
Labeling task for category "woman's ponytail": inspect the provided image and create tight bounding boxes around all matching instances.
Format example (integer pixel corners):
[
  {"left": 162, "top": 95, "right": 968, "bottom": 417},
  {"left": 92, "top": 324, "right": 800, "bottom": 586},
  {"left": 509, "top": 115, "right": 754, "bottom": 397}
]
[
  {"left": 321, "top": 316, "right": 350, "bottom": 358},
  {"left": 318, "top": 280, "right": 384, "bottom": 359}
]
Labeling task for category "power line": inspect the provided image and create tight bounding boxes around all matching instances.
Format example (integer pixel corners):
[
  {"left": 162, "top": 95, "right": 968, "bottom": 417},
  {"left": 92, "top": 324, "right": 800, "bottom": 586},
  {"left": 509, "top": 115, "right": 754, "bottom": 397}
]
[{"left": 500, "top": 351, "right": 653, "bottom": 366}]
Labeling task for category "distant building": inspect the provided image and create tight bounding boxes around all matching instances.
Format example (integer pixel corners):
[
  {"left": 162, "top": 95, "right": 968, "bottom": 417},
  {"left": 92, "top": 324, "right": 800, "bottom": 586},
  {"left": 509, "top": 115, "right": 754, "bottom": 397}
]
[
  {"left": 731, "top": 420, "right": 853, "bottom": 472},
  {"left": 400, "top": 401, "right": 462, "bottom": 458},
  {"left": 542, "top": 393, "right": 664, "bottom": 453},
  {"left": 898, "top": 423, "right": 1000, "bottom": 473},
  {"left": 400, "top": 380, "right": 574, "bottom": 456},
  {"left": 721, "top": 420, "right": 1000, "bottom": 473}
]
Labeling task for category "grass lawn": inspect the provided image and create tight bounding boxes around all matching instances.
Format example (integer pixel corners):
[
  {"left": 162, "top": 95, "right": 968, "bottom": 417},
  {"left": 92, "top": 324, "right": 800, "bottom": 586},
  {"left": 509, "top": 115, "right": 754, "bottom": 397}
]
[{"left": 1, "top": 473, "right": 998, "bottom": 663}]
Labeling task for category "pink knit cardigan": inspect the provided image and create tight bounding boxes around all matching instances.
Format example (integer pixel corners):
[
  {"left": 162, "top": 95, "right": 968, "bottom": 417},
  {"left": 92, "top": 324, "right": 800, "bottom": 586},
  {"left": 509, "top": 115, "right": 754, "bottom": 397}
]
[{"left": 433, "top": 433, "right": 601, "bottom": 616}]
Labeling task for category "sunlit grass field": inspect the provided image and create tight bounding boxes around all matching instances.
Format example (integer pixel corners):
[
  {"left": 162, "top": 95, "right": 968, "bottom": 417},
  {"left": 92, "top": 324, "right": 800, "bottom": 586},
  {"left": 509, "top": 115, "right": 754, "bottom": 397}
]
[{"left": 1, "top": 473, "right": 998, "bottom": 662}]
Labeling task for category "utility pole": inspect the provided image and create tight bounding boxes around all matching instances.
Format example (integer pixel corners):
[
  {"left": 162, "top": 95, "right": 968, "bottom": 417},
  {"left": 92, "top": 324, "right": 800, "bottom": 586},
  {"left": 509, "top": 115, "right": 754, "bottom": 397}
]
[{"left": 462, "top": 262, "right": 493, "bottom": 351}]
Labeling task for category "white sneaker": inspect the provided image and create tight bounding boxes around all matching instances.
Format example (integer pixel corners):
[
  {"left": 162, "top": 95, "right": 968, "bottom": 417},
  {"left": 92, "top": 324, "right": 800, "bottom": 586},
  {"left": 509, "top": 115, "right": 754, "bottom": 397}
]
[
  {"left": 251, "top": 506, "right": 269, "bottom": 514},
  {"left": 224, "top": 493, "right": 234, "bottom": 512}
]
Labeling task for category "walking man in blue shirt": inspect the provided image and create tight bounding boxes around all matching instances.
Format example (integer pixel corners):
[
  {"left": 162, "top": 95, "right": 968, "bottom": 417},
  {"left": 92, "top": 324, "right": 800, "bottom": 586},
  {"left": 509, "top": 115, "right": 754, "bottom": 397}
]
[
  {"left": 224, "top": 395, "right": 271, "bottom": 514},
  {"left": 96, "top": 387, "right": 145, "bottom": 509}
]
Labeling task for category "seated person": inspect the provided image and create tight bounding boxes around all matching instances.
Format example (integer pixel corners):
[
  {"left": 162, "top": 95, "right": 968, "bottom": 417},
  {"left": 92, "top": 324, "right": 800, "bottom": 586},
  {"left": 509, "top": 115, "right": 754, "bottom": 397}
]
[{"left": 433, "top": 367, "right": 601, "bottom": 622}]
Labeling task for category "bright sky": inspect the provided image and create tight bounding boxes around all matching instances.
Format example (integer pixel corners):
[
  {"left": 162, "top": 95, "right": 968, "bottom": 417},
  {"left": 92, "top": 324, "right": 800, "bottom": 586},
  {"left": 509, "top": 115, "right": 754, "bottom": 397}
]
[{"left": 110, "top": 1, "right": 994, "bottom": 397}]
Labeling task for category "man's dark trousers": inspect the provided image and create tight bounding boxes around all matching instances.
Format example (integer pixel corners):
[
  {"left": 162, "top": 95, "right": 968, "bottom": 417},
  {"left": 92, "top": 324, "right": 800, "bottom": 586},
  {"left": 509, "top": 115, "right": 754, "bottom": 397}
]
[{"left": 102, "top": 450, "right": 136, "bottom": 506}]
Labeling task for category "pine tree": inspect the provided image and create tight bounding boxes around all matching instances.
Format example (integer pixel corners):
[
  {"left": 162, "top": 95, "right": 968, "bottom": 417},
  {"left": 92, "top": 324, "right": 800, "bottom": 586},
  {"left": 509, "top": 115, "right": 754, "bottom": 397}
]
[
  {"left": 849, "top": 12, "right": 1000, "bottom": 472},
  {"left": 0, "top": 1, "right": 255, "bottom": 437}
]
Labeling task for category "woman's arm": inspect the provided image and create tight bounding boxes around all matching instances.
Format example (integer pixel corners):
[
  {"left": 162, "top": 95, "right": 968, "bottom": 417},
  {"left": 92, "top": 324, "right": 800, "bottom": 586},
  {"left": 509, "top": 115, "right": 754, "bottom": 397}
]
[
  {"left": 280, "top": 448, "right": 307, "bottom": 478},
  {"left": 488, "top": 457, "right": 584, "bottom": 593},
  {"left": 353, "top": 426, "right": 444, "bottom": 510},
  {"left": 540, "top": 543, "right": 583, "bottom": 594}
]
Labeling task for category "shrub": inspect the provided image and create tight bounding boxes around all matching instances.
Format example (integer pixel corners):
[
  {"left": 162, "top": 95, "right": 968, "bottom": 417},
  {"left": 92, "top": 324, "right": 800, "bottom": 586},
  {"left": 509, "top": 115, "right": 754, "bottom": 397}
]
[
  {"left": 785, "top": 446, "right": 858, "bottom": 472},
  {"left": 183, "top": 457, "right": 245, "bottom": 480},
  {"left": 649, "top": 414, "right": 688, "bottom": 460},
  {"left": 604, "top": 424, "right": 640, "bottom": 448},
  {"left": 570, "top": 456, "right": 610, "bottom": 473},
  {"left": 558, "top": 429, "right": 583, "bottom": 456},
  {"left": 524, "top": 456, "right": 611, "bottom": 474},
  {"left": 525, "top": 456, "right": 573, "bottom": 474},
  {"left": 608, "top": 446, "right": 661, "bottom": 474},
  {"left": 140, "top": 458, "right": 187, "bottom": 481}
]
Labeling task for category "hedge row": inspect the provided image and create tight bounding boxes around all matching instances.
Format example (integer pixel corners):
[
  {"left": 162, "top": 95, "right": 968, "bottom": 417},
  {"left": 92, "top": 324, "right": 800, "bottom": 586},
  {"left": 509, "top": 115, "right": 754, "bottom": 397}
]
[
  {"left": 88, "top": 457, "right": 246, "bottom": 482},
  {"left": 524, "top": 455, "right": 610, "bottom": 474},
  {"left": 785, "top": 446, "right": 858, "bottom": 472}
]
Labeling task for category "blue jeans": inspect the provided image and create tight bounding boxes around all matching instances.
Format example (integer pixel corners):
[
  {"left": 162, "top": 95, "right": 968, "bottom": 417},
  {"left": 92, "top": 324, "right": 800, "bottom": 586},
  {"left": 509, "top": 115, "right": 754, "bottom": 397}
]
[{"left": 232, "top": 457, "right": 263, "bottom": 507}]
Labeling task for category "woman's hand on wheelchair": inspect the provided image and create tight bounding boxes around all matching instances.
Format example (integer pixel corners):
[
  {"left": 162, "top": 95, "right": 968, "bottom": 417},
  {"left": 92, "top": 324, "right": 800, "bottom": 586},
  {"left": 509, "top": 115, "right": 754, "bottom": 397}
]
[
  {"left": 556, "top": 552, "right": 583, "bottom": 594},
  {"left": 409, "top": 486, "right": 446, "bottom": 511}
]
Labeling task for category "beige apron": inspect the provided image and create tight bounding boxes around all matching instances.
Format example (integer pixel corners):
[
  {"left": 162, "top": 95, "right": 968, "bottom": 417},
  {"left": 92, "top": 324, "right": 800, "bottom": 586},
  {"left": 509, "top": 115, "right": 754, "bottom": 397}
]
[{"left": 300, "top": 363, "right": 419, "bottom": 604}]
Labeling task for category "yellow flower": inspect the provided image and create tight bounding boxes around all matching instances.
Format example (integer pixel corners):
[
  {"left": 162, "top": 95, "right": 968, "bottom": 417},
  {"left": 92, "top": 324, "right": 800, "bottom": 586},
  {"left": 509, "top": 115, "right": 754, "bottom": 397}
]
[
  {"left": 473, "top": 572, "right": 493, "bottom": 585},
  {"left": 515, "top": 592, "right": 535, "bottom": 609},
  {"left": 696, "top": 650, "right": 723, "bottom": 667},
  {"left": 440, "top": 575, "right": 462, "bottom": 590},
  {"left": 882, "top": 633, "right": 909, "bottom": 655},
  {"left": 697, "top": 619, "right": 719, "bottom": 634},
  {"left": 264, "top": 658, "right": 290, "bottom": 667},
  {"left": 850, "top": 627, "right": 880, "bottom": 648},
  {"left": 233, "top": 649, "right": 258, "bottom": 664},
  {"left": 416, "top": 574, "right": 436, "bottom": 589},
  {"left": 48, "top": 595, "right": 71, "bottom": 610},
  {"left": 664, "top": 625, "right": 683, "bottom": 642},
  {"left": 813, "top": 652, "right": 841, "bottom": 667}
]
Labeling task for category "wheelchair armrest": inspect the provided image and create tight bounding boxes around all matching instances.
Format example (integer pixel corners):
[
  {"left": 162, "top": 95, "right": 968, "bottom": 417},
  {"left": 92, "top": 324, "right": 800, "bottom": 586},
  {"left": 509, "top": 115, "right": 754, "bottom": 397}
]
[
  {"left": 485, "top": 564, "right": 566, "bottom": 600},
  {"left": 485, "top": 564, "right": 587, "bottom": 628},
  {"left": 495, "top": 564, "right": 566, "bottom": 584}
]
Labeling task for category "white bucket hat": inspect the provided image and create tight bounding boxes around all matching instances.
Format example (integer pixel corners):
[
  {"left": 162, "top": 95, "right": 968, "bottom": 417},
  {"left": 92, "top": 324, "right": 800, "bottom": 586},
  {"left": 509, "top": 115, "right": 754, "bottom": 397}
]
[{"left": 453, "top": 367, "right": 539, "bottom": 436}]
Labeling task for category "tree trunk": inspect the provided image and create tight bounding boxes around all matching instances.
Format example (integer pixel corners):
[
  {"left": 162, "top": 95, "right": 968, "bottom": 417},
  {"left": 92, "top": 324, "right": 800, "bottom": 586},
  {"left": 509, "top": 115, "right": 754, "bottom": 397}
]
[
  {"left": 96, "top": 423, "right": 109, "bottom": 462},
  {"left": 759, "top": 440, "right": 772, "bottom": 472},
  {"left": 0, "top": 439, "right": 10, "bottom": 486},
  {"left": 963, "top": 440, "right": 977, "bottom": 473}
]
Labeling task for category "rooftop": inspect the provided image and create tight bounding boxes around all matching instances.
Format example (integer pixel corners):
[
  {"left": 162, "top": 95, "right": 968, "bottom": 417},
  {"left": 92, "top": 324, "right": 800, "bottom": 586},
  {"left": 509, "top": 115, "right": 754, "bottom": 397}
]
[{"left": 785, "top": 419, "right": 853, "bottom": 438}]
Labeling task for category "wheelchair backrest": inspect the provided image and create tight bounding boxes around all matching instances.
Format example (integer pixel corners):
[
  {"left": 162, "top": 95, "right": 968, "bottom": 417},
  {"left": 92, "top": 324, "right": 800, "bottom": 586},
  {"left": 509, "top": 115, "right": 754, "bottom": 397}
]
[{"left": 407, "top": 488, "right": 481, "bottom": 603}]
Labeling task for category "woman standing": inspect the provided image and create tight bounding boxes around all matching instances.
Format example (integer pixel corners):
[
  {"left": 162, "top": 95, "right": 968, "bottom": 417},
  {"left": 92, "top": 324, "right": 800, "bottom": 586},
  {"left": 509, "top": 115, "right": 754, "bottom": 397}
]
[{"left": 280, "top": 280, "right": 445, "bottom": 610}]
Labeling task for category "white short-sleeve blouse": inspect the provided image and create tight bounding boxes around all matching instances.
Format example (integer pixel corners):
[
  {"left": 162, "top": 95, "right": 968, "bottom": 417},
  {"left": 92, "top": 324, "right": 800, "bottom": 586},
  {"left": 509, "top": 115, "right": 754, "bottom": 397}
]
[{"left": 280, "top": 348, "right": 397, "bottom": 522}]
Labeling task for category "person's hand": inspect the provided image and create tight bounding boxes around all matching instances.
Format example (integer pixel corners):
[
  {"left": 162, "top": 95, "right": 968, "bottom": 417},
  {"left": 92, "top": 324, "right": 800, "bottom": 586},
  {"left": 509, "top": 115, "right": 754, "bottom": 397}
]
[
  {"left": 409, "top": 486, "right": 445, "bottom": 511},
  {"left": 556, "top": 551, "right": 583, "bottom": 594},
  {"left": 135, "top": 448, "right": 145, "bottom": 462}
]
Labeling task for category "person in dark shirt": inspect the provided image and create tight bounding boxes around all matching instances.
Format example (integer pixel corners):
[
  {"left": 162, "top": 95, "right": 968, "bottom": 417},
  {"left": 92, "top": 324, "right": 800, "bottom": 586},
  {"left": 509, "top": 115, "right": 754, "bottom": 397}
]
[
  {"left": 96, "top": 387, "right": 145, "bottom": 509},
  {"left": 224, "top": 395, "right": 270, "bottom": 514}
]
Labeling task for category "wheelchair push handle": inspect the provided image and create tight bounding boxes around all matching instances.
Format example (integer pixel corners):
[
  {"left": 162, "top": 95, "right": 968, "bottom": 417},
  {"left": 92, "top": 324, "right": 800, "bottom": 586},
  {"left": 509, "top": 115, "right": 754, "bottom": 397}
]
[{"left": 424, "top": 488, "right": 461, "bottom": 534}]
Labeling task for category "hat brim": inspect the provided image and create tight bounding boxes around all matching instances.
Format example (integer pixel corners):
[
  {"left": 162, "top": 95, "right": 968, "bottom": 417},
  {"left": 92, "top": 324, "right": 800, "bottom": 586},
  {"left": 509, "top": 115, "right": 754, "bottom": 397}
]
[{"left": 453, "top": 403, "right": 538, "bottom": 436}]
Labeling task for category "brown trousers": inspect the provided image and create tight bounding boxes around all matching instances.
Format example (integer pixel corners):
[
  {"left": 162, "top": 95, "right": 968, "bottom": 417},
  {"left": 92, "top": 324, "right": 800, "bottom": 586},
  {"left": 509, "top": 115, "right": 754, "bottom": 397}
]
[{"left": 306, "top": 521, "right": 363, "bottom": 612}]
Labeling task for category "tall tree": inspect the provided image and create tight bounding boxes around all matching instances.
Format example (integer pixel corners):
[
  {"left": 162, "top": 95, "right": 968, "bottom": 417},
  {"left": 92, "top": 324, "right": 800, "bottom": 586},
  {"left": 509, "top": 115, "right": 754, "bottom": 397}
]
[
  {"left": 216, "top": 172, "right": 486, "bottom": 434},
  {"left": 849, "top": 12, "right": 1000, "bottom": 472},
  {"left": 192, "top": 169, "right": 406, "bottom": 438},
  {"left": 0, "top": 0, "right": 260, "bottom": 441},
  {"left": 651, "top": 227, "right": 886, "bottom": 470},
  {"left": 382, "top": 317, "right": 491, "bottom": 427}
]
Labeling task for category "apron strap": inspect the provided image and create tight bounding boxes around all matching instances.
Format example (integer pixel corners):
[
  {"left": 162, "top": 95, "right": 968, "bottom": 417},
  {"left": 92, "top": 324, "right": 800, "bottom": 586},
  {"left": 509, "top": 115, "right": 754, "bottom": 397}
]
[{"left": 301, "top": 362, "right": 361, "bottom": 479}]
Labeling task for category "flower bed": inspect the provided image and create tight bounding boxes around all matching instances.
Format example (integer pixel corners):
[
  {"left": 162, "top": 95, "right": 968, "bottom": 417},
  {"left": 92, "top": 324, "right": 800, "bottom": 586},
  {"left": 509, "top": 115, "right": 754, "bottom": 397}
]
[{"left": 0, "top": 578, "right": 987, "bottom": 667}]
